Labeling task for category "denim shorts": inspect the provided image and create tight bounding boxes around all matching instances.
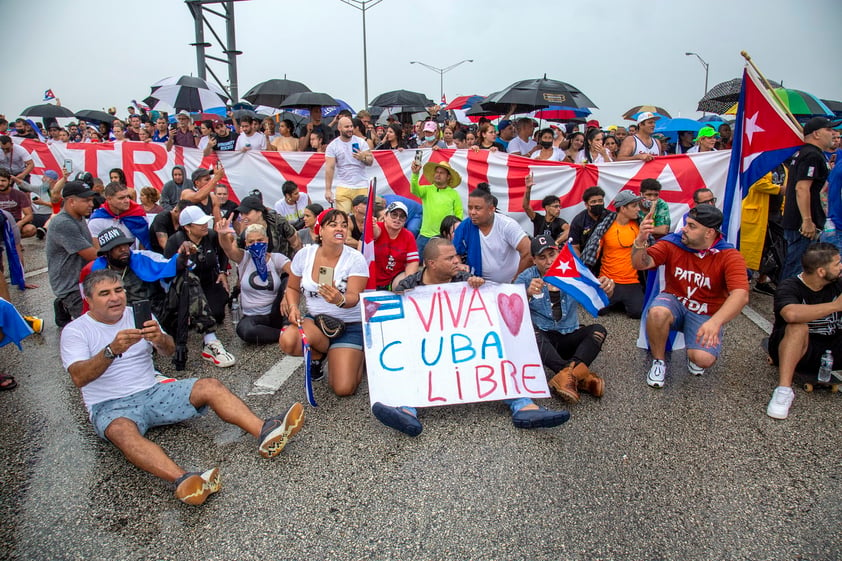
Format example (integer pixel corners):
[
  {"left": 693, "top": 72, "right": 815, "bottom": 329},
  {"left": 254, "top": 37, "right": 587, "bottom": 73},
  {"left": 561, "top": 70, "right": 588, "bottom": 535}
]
[
  {"left": 304, "top": 317, "right": 364, "bottom": 350},
  {"left": 90, "top": 378, "right": 207, "bottom": 441},
  {"left": 651, "top": 293, "right": 723, "bottom": 356}
]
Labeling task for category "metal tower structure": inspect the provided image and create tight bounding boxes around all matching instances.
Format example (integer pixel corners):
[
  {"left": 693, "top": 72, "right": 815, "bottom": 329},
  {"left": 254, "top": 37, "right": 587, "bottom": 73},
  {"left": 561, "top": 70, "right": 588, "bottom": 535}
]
[{"left": 185, "top": 0, "right": 244, "bottom": 103}]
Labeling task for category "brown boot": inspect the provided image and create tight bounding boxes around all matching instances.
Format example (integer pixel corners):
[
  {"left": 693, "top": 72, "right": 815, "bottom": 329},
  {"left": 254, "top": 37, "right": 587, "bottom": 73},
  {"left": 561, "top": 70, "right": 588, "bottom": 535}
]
[
  {"left": 574, "top": 363, "right": 604, "bottom": 398},
  {"left": 549, "top": 364, "right": 580, "bottom": 403}
]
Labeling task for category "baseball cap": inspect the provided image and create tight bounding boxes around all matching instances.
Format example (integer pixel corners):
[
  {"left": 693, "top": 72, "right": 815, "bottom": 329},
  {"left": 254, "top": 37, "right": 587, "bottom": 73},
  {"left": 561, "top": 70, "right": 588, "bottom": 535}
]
[
  {"left": 803, "top": 116, "right": 842, "bottom": 136},
  {"left": 177, "top": 110, "right": 191, "bottom": 118},
  {"left": 694, "top": 126, "right": 719, "bottom": 141},
  {"left": 43, "top": 170, "right": 59, "bottom": 180},
  {"left": 235, "top": 195, "right": 264, "bottom": 214},
  {"left": 423, "top": 121, "right": 438, "bottom": 133},
  {"left": 97, "top": 227, "right": 135, "bottom": 254},
  {"left": 612, "top": 190, "right": 642, "bottom": 209},
  {"left": 687, "top": 205, "right": 723, "bottom": 231},
  {"left": 352, "top": 195, "right": 368, "bottom": 207},
  {"left": 586, "top": 119, "right": 601, "bottom": 129},
  {"left": 61, "top": 181, "right": 95, "bottom": 198},
  {"left": 386, "top": 201, "right": 408, "bottom": 216},
  {"left": 636, "top": 111, "right": 661, "bottom": 125},
  {"left": 178, "top": 206, "right": 214, "bottom": 227},
  {"left": 498, "top": 119, "right": 512, "bottom": 131},
  {"left": 530, "top": 234, "right": 558, "bottom": 256},
  {"left": 191, "top": 168, "right": 211, "bottom": 182}
]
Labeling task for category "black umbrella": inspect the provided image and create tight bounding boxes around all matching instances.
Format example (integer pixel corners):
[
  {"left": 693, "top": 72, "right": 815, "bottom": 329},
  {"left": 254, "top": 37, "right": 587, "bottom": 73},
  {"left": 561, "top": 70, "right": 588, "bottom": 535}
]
[
  {"left": 242, "top": 78, "right": 312, "bottom": 108},
  {"left": 697, "top": 77, "right": 782, "bottom": 114},
  {"left": 275, "top": 111, "right": 309, "bottom": 129},
  {"left": 821, "top": 99, "right": 842, "bottom": 118},
  {"left": 369, "top": 89, "right": 434, "bottom": 109},
  {"left": 481, "top": 75, "right": 598, "bottom": 113},
  {"left": 231, "top": 109, "right": 259, "bottom": 120},
  {"left": 75, "top": 109, "right": 116, "bottom": 123},
  {"left": 280, "top": 92, "right": 340, "bottom": 109},
  {"left": 20, "top": 104, "right": 75, "bottom": 119}
]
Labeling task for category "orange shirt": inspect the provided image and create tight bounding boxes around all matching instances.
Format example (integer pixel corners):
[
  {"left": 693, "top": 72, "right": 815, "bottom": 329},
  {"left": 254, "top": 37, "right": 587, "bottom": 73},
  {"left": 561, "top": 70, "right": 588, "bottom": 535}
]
[{"left": 600, "top": 221, "right": 639, "bottom": 284}]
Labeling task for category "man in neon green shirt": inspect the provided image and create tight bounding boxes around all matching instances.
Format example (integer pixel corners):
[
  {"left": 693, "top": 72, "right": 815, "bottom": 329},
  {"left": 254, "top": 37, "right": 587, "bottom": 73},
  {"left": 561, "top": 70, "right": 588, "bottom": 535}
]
[{"left": 410, "top": 160, "right": 464, "bottom": 255}]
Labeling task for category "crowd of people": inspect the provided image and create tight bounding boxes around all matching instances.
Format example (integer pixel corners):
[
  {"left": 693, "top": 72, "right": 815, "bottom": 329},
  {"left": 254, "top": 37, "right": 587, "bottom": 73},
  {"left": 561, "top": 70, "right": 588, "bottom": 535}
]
[{"left": 1, "top": 103, "right": 841, "bottom": 506}]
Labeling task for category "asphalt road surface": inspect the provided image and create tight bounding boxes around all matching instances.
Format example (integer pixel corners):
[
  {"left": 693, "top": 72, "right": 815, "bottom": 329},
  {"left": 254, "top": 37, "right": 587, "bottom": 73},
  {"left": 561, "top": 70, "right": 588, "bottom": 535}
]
[{"left": 1, "top": 237, "right": 840, "bottom": 561}]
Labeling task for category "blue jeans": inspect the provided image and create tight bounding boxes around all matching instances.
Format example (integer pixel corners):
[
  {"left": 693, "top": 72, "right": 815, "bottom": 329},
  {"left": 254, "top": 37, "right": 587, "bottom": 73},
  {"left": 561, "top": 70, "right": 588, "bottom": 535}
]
[
  {"left": 780, "top": 229, "right": 812, "bottom": 280},
  {"left": 820, "top": 230, "right": 842, "bottom": 253}
]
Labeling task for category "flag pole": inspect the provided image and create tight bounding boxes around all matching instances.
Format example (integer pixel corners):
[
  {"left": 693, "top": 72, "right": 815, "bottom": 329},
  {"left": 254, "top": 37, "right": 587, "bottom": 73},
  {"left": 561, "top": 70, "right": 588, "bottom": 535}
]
[{"left": 740, "top": 51, "right": 803, "bottom": 132}]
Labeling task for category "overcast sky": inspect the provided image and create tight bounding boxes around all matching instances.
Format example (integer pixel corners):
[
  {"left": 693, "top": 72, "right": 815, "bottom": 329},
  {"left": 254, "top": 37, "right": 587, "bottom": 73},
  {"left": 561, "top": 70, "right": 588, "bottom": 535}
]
[{"left": 2, "top": 0, "right": 840, "bottom": 126}]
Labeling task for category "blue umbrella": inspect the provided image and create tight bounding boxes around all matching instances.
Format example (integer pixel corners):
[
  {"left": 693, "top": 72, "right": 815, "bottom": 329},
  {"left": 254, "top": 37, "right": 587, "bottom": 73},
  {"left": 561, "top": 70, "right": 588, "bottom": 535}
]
[
  {"left": 654, "top": 118, "right": 705, "bottom": 134},
  {"left": 697, "top": 114, "right": 725, "bottom": 122}
]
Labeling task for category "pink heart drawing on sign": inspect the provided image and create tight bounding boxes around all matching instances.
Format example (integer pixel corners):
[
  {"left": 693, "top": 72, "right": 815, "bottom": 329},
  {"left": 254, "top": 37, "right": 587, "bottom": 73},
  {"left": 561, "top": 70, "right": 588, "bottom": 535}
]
[{"left": 497, "top": 293, "right": 524, "bottom": 336}]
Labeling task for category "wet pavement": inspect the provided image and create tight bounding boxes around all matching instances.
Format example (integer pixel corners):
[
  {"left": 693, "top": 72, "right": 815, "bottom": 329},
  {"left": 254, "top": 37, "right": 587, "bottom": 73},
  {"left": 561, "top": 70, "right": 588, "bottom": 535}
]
[{"left": 2, "top": 237, "right": 840, "bottom": 560}]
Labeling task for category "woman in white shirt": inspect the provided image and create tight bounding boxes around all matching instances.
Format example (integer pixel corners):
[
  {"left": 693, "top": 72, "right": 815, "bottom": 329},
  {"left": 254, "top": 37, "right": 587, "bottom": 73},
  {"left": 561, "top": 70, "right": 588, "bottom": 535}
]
[
  {"left": 279, "top": 209, "right": 369, "bottom": 395},
  {"left": 576, "top": 128, "right": 613, "bottom": 164},
  {"left": 531, "top": 128, "right": 566, "bottom": 161}
]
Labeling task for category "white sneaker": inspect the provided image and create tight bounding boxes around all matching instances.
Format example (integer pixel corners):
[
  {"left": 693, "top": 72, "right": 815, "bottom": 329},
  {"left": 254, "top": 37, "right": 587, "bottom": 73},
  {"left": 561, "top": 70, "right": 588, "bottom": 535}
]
[
  {"left": 687, "top": 358, "right": 705, "bottom": 376},
  {"left": 202, "top": 340, "right": 236, "bottom": 367},
  {"left": 766, "top": 386, "right": 794, "bottom": 419},
  {"left": 647, "top": 359, "right": 666, "bottom": 388}
]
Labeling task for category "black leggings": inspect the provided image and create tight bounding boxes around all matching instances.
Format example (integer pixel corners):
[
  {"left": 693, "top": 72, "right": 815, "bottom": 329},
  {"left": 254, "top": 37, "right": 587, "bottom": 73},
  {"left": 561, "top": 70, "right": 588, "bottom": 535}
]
[
  {"left": 605, "top": 282, "right": 644, "bottom": 319},
  {"left": 534, "top": 324, "right": 607, "bottom": 374},
  {"left": 235, "top": 285, "right": 287, "bottom": 345}
]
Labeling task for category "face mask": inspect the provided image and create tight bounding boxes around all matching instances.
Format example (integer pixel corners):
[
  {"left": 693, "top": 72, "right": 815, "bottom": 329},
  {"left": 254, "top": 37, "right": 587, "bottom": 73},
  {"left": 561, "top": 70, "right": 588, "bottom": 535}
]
[
  {"left": 540, "top": 140, "right": 553, "bottom": 149},
  {"left": 247, "top": 242, "right": 269, "bottom": 281},
  {"left": 589, "top": 204, "right": 604, "bottom": 215},
  {"left": 425, "top": 135, "right": 436, "bottom": 142}
]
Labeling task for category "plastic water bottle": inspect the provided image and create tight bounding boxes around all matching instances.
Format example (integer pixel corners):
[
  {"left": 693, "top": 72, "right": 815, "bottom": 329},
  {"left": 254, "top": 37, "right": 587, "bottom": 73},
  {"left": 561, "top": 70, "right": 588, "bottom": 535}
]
[
  {"left": 231, "top": 297, "right": 242, "bottom": 327},
  {"left": 824, "top": 218, "right": 836, "bottom": 236},
  {"left": 818, "top": 349, "right": 833, "bottom": 383}
]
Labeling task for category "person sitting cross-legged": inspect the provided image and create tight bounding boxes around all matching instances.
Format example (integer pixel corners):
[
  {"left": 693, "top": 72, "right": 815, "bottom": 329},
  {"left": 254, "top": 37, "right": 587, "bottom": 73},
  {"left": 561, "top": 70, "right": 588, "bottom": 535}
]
[{"left": 60, "top": 269, "right": 304, "bottom": 505}]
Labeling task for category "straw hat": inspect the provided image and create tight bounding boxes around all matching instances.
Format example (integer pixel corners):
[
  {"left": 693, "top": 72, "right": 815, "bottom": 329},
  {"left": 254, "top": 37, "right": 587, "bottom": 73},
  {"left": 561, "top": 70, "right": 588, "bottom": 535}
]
[{"left": 422, "top": 161, "right": 461, "bottom": 188}]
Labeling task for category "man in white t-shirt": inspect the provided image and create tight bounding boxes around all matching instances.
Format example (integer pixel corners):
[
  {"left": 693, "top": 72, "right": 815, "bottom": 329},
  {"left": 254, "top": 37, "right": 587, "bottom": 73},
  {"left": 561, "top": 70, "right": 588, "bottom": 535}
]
[
  {"left": 507, "top": 118, "right": 538, "bottom": 157},
  {"left": 273, "top": 180, "right": 311, "bottom": 229},
  {"left": 234, "top": 116, "right": 267, "bottom": 152},
  {"left": 324, "top": 116, "right": 373, "bottom": 214},
  {"left": 60, "top": 269, "right": 304, "bottom": 506},
  {"left": 454, "top": 184, "right": 531, "bottom": 283}
]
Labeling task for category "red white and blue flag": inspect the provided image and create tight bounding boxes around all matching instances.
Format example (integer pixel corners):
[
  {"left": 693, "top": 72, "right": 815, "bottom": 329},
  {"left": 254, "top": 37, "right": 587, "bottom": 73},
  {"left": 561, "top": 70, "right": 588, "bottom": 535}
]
[
  {"left": 43, "top": 89, "right": 55, "bottom": 101},
  {"left": 543, "top": 241, "right": 609, "bottom": 318},
  {"left": 721, "top": 64, "right": 803, "bottom": 242},
  {"left": 362, "top": 177, "right": 377, "bottom": 290}
]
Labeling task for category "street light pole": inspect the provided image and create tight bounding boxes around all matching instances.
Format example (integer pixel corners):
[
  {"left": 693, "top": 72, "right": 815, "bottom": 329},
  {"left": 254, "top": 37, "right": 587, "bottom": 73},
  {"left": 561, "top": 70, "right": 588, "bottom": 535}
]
[
  {"left": 410, "top": 59, "right": 474, "bottom": 103},
  {"left": 685, "top": 51, "right": 710, "bottom": 98},
  {"left": 340, "top": 0, "right": 383, "bottom": 109}
]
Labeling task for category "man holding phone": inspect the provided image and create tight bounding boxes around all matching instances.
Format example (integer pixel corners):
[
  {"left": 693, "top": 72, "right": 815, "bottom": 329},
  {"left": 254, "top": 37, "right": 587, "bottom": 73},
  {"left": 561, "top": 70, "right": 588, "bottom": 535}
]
[
  {"left": 324, "top": 116, "right": 373, "bottom": 214},
  {"left": 61, "top": 269, "right": 304, "bottom": 506}
]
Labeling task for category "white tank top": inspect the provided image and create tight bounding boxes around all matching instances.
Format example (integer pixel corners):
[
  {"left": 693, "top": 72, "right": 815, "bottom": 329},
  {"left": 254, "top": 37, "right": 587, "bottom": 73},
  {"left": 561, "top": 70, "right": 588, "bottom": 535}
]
[{"left": 632, "top": 135, "right": 660, "bottom": 156}]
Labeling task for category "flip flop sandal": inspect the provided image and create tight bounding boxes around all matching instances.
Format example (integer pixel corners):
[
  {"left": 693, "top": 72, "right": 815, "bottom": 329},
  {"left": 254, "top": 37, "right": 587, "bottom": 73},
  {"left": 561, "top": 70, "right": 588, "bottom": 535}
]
[{"left": 0, "top": 373, "right": 18, "bottom": 391}]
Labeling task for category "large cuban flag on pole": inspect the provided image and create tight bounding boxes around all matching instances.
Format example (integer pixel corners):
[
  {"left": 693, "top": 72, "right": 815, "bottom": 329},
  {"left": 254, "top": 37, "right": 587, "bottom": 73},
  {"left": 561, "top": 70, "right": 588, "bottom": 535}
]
[
  {"left": 543, "top": 241, "right": 609, "bottom": 318},
  {"left": 721, "top": 64, "right": 804, "bottom": 242}
]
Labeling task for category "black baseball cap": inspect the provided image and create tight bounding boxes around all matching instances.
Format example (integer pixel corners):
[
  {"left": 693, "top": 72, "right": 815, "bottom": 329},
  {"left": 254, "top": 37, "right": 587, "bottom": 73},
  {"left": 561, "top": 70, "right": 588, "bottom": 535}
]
[
  {"left": 530, "top": 235, "right": 559, "bottom": 256},
  {"left": 803, "top": 116, "right": 842, "bottom": 136},
  {"left": 97, "top": 227, "right": 135, "bottom": 254},
  {"left": 191, "top": 168, "right": 211, "bottom": 182},
  {"left": 61, "top": 181, "right": 95, "bottom": 198},
  {"left": 687, "top": 205, "right": 723, "bottom": 231},
  {"left": 235, "top": 195, "right": 264, "bottom": 214}
]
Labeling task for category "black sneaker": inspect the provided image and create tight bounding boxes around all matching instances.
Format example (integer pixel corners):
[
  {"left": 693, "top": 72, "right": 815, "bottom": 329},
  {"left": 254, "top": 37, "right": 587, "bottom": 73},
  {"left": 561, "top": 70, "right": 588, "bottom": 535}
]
[
  {"left": 310, "top": 359, "right": 324, "bottom": 381},
  {"left": 36, "top": 227, "right": 46, "bottom": 240},
  {"left": 753, "top": 282, "right": 776, "bottom": 296},
  {"left": 258, "top": 403, "right": 304, "bottom": 458}
]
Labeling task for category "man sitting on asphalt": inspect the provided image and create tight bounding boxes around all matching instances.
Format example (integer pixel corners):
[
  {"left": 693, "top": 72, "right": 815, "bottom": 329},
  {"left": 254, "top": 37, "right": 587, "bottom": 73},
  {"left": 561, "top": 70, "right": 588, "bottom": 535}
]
[
  {"left": 569, "top": 186, "right": 608, "bottom": 265},
  {"left": 517, "top": 235, "right": 613, "bottom": 404},
  {"left": 766, "top": 243, "right": 842, "bottom": 420},
  {"left": 632, "top": 204, "right": 749, "bottom": 388},
  {"left": 370, "top": 238, "right": 571, "bottom": 436},
  {"left": 61, "top": 269, "right": 304, "bottom": 506},
  {"left": 88, "top": 181, "right": 151, "bottom": 250}
]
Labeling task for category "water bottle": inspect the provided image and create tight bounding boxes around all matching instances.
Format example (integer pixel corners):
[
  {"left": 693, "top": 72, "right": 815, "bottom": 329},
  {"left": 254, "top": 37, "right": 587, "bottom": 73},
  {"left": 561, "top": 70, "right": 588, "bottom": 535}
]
[
  {"left": 823, "top": 218, "right": 836, "bottom": 236},
  {"left": 818, "top": 349, "right": 833, "bottom": 383},
  {"left": 231, "top": 297, "right": 242, "bottom": 327}
]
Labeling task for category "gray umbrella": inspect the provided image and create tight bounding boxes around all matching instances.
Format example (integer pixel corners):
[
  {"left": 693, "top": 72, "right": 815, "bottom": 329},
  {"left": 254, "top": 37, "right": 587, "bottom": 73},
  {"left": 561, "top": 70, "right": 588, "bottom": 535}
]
[
  {"left": 20, "top": 104, "right": 75, "bottom": 119},
  {"left": 369, "top": 90, "right": 434, "bottom": 109},
  {"left": 279, "top": 92, "right": 339, "bottom": 109},
  {"left": 242, "top": 78, "right": 311, "bottom": 108}
]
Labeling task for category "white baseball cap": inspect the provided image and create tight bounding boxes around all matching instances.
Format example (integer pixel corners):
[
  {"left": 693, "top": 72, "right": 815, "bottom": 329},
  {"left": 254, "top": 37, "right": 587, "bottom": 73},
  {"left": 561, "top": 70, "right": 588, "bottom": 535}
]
[
  {"left": 179, "top": 206, "right": 214, "bottom": 226},
  {"left": 636, "top": 111, "right": 661, "bottom": 125}
]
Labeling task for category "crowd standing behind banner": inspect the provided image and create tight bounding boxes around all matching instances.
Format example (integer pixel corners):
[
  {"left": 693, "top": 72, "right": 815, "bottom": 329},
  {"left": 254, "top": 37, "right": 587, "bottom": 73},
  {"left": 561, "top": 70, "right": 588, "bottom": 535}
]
[{"left": 0, "top": 107, "right": 840, "bottom": 493}]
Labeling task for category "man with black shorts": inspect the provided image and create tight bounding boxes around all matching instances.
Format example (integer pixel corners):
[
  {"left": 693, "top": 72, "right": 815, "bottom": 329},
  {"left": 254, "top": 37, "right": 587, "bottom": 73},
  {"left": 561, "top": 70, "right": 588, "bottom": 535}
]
[{"left": 767, "top": 243, "right": 842, "bottom": 419}]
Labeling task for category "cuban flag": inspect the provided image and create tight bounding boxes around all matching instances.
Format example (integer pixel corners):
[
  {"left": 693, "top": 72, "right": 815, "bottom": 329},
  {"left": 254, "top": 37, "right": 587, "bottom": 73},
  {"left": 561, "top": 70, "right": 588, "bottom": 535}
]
[
  {"left": 362, "top": 177, "right": 377, "bottom": 290},
  {"left": 721, "top": 64, "right": 804, "bottom": 242},
  {"left": 542, "top": 241, "right": 609, "bottom": 318},
  {"left": 43, "top": 89, "right": 55, "bottom": 101}
]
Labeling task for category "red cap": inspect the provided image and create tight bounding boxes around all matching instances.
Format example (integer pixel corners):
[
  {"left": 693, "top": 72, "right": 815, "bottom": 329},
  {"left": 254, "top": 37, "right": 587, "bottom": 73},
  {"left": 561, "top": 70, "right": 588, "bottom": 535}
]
[{"left": 586, "top": 119, "right": 601, "bottom": 129}]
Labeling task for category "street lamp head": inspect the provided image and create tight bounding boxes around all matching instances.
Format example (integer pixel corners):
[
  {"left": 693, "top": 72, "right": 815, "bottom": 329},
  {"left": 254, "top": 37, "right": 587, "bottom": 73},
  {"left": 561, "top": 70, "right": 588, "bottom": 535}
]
[{"left": 685, "top": 52, "right": 695, "bottom": 56}]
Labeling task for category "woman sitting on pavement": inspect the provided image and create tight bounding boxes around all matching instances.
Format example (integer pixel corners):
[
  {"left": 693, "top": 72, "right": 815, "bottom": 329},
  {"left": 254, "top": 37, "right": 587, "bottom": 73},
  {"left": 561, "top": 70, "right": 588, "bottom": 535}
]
[
  {"left": 139, "top": 187, "right": 165, "bottom": 215},
  {"left": 372, "top": 201, "right": 420, "bottom": 290},
  {"left": 296, "top": 203, "right": 324, "bottom": 246},
  {"left": 279, "top": 209, "right": 369, "bottom": 394},
  {"left": 217, "top": 221, "right": 292, "bottom": 345}
]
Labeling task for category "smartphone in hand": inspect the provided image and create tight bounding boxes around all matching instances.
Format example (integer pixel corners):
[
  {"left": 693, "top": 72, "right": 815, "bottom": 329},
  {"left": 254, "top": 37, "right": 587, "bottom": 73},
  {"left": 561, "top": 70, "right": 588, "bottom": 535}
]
[
  {"left": 132, "top": 299, "right": 153, "bottom": 329},
  {"left": 318, "top": 266, "right": 335, "bottom": 286},
  {"left": 414, "top": 150, "right": 423, "bottom": 165},
  {"left": 351, "top": 142, "right": 360, "bottom": 154}
]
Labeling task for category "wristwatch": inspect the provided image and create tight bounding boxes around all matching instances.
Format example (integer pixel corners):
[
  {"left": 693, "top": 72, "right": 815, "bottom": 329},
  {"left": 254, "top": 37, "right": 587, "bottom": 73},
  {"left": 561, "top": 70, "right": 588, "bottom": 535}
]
[{"left": 104, "top": 345, "right": 121, "bottom": 360}]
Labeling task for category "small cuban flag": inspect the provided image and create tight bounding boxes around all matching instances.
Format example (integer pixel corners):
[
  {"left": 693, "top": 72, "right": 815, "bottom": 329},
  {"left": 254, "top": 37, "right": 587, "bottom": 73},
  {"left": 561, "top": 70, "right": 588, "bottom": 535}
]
[
  {"left": 543, "top": 241, "right": 609, "bottom": 318},
  {"left": 43, "top": 89, "right": 55, "bottom": 101}
]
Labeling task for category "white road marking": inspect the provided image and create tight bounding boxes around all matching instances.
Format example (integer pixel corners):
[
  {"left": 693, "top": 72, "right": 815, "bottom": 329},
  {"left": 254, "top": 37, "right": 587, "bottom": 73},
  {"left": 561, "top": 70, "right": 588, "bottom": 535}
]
[
  {"left": 25, "top": 267, "right": 48, "bottom": 279},
  {"left": 248, "top": 355, "right": 302, "bottom": 395},
  {"left": 741, "top": 304, "right": 772, "bottom": 335}
]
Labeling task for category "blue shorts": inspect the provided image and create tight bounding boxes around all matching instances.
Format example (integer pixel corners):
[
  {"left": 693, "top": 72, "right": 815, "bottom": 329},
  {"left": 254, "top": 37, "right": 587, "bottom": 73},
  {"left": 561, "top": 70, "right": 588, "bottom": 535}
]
[
  {"left": 305, "top": 317, "right": 364, "bottom": 350},
  {"left": 651, "top": 293, "right": 723, "bottom": 357},
  {"left": 90, "top": 378, "right": 207, "bottom": 441}
]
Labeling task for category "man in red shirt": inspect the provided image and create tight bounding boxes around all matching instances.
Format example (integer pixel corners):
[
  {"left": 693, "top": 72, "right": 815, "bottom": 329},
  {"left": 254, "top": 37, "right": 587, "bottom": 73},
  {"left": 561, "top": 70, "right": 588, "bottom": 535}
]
[
  {"left": 632, "top": 205, "right": 749, "bottom": 388},
  {"left": 372, "top": 201, "right": 419, "bottom": 289}
]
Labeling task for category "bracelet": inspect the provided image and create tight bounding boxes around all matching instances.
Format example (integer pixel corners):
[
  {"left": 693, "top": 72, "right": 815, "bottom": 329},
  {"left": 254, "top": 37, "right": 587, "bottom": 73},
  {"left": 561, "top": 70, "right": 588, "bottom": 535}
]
[
  {"left": 632, "top": 241, "right": 648, "bottom": 249},
  {"left": 337, "top": 294, "right": 346, "bottom": 308}
]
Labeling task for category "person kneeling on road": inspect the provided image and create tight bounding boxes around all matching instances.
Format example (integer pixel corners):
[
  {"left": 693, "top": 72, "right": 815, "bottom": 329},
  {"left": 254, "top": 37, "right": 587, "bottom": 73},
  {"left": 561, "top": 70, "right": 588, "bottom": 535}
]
[
  {"left": 766, "top": 243, "right": 842, "bottom": 419},
  {"left": 60, "top": 269, "right": 304, "bottom": 506}
]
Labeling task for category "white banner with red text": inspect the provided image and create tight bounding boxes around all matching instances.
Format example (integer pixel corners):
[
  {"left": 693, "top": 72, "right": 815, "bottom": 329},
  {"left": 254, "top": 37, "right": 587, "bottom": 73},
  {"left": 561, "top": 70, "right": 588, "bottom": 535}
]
[{"left": 14, "top": 138, "right": 731, "bottom": 233}]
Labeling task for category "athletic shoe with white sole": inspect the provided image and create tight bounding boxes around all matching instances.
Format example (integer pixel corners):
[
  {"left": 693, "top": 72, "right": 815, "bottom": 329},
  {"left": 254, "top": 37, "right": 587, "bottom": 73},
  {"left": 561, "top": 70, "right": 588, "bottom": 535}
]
[
  {"left": 687, "top": 358, "right": 705, "bottom": 376},
  {"left": 647, "top": 359, "right": 666, "bottom": 388},
  {"left": 766, "top": 386, "right": 794, "bottom": 420},
  {"left": 201, "top": 340, "right": 236, "bottom": 367},
  {"left": 174, "top": 468, "right": 221, "bottom": 505},
  {"left": 23, "top": 315, "right": 44, "bottom": 334},
  {"left": 258, "top": 402, "right": 304, "bottom": 458}
]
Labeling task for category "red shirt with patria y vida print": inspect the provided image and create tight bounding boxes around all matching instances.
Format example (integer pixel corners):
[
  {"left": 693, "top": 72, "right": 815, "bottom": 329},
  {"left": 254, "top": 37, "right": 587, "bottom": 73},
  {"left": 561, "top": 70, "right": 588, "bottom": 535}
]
[{"left": 646, "top": 240, "right": 749, "bottom": 316}]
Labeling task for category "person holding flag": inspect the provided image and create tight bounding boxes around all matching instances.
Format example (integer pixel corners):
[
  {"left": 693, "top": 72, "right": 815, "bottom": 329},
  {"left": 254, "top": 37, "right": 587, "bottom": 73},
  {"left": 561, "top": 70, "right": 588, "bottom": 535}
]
[
  {"left": 632, "top": 204, "right": 749, "bottom": 389},
  {"left": 517, "top": 236, "right": 613, "bottom": 404}
]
